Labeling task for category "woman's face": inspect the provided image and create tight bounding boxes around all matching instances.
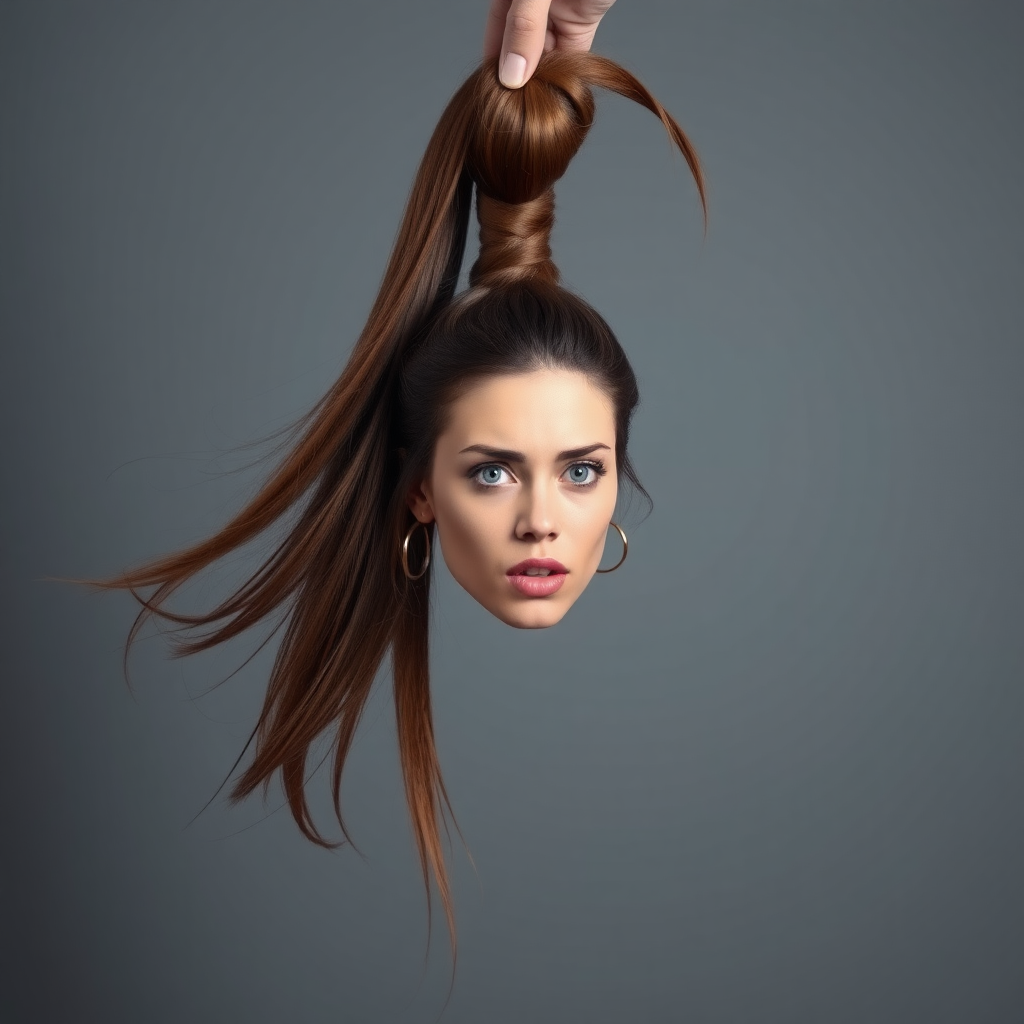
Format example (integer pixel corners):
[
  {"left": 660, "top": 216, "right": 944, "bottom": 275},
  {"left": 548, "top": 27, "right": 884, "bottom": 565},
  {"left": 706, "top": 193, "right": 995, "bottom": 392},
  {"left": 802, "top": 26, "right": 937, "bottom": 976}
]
[{"left": 407, "top": 367, "right": 619, "bottom": 629}]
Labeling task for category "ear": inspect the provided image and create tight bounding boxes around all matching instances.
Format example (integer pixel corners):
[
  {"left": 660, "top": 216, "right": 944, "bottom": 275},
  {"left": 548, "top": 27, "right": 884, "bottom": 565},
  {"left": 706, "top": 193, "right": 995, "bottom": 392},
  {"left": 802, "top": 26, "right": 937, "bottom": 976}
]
[{"left": 406, "top": 475, "right": 435, "bottom": 524}]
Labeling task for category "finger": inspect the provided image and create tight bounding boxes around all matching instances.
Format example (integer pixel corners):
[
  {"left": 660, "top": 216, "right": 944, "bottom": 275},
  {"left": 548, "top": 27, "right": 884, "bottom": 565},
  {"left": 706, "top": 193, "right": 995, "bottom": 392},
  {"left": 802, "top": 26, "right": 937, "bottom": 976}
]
[
  {"left": 552, "top": 26, "right": 599, "bottom": 52},
  {"left": 550, "top": 23, "right": 601, "bottom": 53},
  {"left": 549, "top": 1, "right": 616, "bottom": 52},
  {"left": 483, "top": 0, "right": 512, "bottom": 59},
  {"left": 497, "top": 0, "right": 552, "bottom": 89}
]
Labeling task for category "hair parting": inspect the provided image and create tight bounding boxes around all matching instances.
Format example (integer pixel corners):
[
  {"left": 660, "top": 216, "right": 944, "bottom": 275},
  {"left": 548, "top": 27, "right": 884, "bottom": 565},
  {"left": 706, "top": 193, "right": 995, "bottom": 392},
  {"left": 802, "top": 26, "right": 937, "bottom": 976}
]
[{"left": 90, "top": 50, "right": 705, "bottom": 967}]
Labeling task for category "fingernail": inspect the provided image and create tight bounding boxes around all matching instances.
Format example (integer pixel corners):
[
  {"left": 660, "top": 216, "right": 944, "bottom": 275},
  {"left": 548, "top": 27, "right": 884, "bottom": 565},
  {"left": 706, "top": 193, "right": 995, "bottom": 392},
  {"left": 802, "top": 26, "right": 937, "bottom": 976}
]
[{"left": 500, "top": 52, "right": 527, "bottom": 88}]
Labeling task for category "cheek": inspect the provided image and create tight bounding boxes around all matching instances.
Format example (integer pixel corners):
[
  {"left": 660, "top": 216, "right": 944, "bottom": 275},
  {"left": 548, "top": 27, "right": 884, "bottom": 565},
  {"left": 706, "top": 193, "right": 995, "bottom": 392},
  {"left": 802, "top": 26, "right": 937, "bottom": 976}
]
[
  {"left": 580, "top": 482, "right": 619, "bottom": 549},
  {"left": 577, "top": 502, "right": 616, "bottom": 575},
  {"left": 432, "top": 487, "right": 508, "bottom": 571}
]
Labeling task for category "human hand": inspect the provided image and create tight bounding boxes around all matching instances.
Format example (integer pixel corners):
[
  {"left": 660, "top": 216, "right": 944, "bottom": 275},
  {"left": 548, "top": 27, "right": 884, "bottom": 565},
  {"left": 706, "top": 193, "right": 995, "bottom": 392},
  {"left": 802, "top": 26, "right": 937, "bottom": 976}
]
[{"left": 483, "top": 0, "right": 617, "bottom": 89}]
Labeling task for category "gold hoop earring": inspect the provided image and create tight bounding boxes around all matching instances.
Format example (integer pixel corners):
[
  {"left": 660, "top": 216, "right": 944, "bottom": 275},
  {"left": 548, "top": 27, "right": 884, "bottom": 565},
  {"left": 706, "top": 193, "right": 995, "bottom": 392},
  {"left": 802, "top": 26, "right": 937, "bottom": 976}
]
[
  {"left": 402, "top": 520, "right": 432, "bottom": 580},
  {"left": 596, "top": 522, "right": 628, "bottom": 574}
]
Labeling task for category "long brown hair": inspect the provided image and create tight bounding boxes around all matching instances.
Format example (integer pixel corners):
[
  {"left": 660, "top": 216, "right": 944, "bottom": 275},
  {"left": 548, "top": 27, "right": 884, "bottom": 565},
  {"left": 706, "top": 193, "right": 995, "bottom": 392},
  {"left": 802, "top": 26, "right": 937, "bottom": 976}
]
[{"left": 95, "top": 50, "right": 705, "bottom": 962}]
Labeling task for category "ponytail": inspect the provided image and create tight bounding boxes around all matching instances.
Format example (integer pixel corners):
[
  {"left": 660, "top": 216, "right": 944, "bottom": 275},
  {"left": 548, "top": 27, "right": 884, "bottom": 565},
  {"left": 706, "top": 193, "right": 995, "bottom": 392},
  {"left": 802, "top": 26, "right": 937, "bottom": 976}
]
[{"left": 93, "top": 50, "right": 705, "bottom": 967}]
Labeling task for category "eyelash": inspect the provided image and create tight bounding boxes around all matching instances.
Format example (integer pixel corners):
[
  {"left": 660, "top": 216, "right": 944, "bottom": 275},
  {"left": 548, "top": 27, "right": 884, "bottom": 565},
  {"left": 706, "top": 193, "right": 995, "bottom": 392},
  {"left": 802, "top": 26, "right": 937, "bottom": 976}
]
[{"left": 470, "top": 459, "right": 608, "bottom": 489}]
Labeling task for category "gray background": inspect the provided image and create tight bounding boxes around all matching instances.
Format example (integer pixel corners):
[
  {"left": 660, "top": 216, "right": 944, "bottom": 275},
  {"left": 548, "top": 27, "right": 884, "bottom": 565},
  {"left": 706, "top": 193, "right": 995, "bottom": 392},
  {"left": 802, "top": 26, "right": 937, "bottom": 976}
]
[{"left": 2, "top": 2, "right": 1022, "bottom": 1021}]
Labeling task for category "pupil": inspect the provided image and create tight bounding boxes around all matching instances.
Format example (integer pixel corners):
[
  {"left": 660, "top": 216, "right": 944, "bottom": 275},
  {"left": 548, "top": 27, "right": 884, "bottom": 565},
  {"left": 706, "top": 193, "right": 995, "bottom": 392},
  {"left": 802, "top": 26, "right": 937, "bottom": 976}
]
[
  {"left": 485, "top": 468, "right": 499, "bottom": 482},
  {"left": 573, "top": 466, "right": 586, "bottom": 481}
]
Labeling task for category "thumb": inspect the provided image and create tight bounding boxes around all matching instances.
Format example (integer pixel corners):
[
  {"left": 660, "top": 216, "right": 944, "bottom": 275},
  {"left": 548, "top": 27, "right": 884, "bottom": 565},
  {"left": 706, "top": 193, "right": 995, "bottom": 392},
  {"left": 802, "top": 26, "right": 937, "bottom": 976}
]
[{"left": 497, "top": 0, "right": 551, "bottom": 89}]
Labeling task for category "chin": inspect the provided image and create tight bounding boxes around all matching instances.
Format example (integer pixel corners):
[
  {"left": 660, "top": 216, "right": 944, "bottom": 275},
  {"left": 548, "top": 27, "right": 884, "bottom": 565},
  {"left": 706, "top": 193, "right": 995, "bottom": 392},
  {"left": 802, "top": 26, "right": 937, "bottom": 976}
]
[{"left": 491, "top": 599, "right": 572, "bottom": 630}]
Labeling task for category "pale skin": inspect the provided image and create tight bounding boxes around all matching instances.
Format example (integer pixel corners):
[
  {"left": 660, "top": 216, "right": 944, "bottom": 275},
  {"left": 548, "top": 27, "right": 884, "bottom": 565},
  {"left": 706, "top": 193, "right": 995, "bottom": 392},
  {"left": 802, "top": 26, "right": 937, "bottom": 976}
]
[
  {"left": 484, "top": 0, "right": 618, "bottom": 89},
  {"left": 407, "top": 368, "right": 619, "bottom": 629}
]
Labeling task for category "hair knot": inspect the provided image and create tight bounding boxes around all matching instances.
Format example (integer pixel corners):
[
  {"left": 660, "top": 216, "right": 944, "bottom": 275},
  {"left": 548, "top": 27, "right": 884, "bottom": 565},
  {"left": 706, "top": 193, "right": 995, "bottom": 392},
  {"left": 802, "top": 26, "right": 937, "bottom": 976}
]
[{"left": 469, "top": 188, "right": 558, "bottom": 288}]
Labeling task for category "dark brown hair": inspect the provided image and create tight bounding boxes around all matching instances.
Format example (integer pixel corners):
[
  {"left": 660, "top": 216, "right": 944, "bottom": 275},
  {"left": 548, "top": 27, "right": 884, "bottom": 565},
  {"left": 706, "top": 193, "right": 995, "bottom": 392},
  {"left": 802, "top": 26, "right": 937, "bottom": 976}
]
[{"left": 96, "top": 51, "right": 705, "bottom": 962}]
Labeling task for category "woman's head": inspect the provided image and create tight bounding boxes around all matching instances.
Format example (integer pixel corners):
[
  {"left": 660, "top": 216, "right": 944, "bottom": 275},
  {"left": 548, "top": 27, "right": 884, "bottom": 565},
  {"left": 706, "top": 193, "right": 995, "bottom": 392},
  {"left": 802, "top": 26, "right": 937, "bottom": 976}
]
[
  {"left": 399, "top": 283, "right": 641, "bottom": 627},
  {"left": 383, "top": 51, "right": 700, "bottom": 629},
  {"left": 407, "top": 366, "right": 616, "bottom": 629}
]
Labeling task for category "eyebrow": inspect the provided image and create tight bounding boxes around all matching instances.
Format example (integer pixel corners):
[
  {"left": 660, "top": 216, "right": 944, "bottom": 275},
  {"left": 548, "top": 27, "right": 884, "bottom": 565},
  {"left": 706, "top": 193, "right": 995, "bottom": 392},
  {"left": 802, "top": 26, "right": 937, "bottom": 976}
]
[{"left": 458, "top": 443, "right": 612, "bottom": 462}]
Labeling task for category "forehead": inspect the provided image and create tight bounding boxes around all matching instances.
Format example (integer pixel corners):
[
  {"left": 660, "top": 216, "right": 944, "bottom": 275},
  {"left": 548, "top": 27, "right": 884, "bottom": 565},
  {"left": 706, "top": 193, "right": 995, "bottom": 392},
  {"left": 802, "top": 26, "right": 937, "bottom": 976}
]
[{"left": 438, "top": 368, "right": 615, "bottom": 454}]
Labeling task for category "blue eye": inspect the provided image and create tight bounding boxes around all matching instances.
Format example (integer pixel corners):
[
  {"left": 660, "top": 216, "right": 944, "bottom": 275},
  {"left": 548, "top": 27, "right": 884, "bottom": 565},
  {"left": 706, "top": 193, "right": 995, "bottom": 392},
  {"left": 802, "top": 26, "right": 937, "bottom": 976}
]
[
  {"left": 474, "top": 465, "right": 510, "bottom": 486},
  {"left": 564, "top": 461, "right": 604, "bottom": 486}
]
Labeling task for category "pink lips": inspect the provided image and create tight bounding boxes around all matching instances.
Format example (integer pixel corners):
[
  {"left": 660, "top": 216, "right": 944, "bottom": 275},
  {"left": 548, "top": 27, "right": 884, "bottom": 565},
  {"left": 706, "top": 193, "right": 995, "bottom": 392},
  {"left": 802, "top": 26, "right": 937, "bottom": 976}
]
[{"left": 506, "top": 557, "right": 568, "bottom": 598}]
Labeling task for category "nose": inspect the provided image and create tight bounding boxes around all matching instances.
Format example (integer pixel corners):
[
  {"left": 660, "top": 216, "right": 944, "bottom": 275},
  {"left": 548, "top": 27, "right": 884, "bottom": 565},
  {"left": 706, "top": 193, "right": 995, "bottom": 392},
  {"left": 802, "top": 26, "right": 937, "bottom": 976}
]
[{"left": 514, "top": 479, "right": 559, "bottom": 542}]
